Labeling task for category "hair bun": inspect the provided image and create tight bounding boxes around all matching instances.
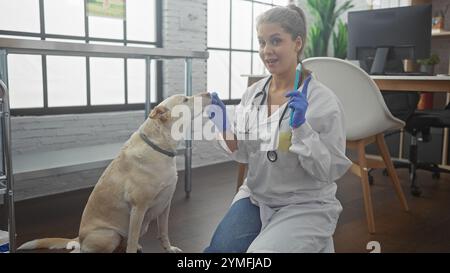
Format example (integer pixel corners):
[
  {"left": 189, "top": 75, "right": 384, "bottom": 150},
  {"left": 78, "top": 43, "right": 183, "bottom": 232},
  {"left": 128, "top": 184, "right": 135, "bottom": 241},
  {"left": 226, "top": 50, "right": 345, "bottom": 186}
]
[{"left": 287, "top": 4, "right": 304, "bottom": 18}]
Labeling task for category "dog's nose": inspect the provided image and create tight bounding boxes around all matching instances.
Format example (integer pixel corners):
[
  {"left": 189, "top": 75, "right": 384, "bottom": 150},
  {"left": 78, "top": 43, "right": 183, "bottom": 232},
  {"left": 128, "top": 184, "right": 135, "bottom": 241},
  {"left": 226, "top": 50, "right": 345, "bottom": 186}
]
[{"left": 199, "top": 92, "right": 211, "bottom": 98}]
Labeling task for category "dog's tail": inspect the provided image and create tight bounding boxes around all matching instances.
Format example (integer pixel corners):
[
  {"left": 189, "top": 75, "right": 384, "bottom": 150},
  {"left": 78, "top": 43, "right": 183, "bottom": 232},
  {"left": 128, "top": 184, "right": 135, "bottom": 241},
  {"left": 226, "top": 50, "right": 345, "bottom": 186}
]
[{"left": 17, "top": 237, "right": 80, "bottom": 252}]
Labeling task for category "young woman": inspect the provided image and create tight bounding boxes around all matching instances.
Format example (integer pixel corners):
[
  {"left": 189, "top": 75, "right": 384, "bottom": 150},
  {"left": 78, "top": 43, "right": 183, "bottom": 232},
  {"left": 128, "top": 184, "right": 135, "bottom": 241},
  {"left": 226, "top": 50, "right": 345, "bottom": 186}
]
[{"left": 205, "top": 4, "right": 351, "bottom": 253}]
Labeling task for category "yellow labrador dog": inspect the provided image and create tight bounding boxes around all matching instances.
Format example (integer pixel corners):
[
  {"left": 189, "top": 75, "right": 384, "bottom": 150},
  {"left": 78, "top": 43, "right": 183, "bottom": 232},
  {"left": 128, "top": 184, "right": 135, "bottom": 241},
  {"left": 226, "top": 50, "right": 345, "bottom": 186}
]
[{"left": 18, "top": 92, "right": 211, "bottom": 253}]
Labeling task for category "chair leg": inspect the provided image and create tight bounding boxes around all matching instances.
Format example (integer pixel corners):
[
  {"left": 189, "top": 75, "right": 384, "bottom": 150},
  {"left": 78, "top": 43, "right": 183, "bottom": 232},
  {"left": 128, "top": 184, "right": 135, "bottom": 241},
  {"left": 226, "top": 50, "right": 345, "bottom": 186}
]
[
  {"left": 357, "top": 141, "right": 376, "bottom": 234},
  {"left": 375, "top": 134, "right": 410, "bottom": 211},
  {"left": 236, "top": 163, "right": 247, "bottom": 192}
]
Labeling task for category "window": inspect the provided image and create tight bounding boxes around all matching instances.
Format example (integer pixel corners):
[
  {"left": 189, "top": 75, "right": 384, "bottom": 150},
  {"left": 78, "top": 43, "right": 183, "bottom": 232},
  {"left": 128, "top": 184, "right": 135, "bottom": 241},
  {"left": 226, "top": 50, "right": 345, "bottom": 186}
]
[
  {"left": 47, "top": 56, "right": 87, "bottom": 107},
  {"left": 7, "top": 54, "right": 44, "bottom": 108},
  {"left": 126, "top": 0, "right": 156, "bottom": 42},
  {"left": 127, "top": 58, "right": 157, "bottom": 104},
  {"left": 207, "top": 50, "right": 229, "bottom": 100},
  {"left": 90, "top": 57, "right": 125, "bottom": 105},
  {"left": 44, "top": 0, "right": 85, "bottom": 36},
  {"left": 370, "top": 0, "right": 412, "bottom": 9},
  {"left": 88, "top": 16, "right": 124, "bottom": 39},
  {"left": 0, "top": 0, "right": 40, "bottom": 33},
  {"left": 0, "top": 0, "right": 162, "bottom": 115},
  {"left": 207, "top": 0, "right": 290, "bottom": 101}
]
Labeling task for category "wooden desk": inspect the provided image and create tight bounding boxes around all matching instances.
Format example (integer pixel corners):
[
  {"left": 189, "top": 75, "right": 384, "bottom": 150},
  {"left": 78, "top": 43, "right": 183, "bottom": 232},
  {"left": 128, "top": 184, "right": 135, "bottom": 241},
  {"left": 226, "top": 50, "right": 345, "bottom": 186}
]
[
  {"left": 371, "top": 76, "right": 450, "bottom": 165},
  {"left": 371, "top": 75, "right": 450, "bottom": 93},
  {"left": 246, "top": 75, "right": 450, "bottom": 92},
  {"left": 244, "top": 75, "right": 450, "bottom": 165}
]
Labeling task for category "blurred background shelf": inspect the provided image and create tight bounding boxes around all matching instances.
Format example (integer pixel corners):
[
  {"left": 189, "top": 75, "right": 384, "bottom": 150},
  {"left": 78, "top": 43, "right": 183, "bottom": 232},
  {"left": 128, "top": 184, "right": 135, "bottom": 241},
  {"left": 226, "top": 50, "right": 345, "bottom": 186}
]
[{"left": 432, "top": 30, "right": 450, "bottom": 37}]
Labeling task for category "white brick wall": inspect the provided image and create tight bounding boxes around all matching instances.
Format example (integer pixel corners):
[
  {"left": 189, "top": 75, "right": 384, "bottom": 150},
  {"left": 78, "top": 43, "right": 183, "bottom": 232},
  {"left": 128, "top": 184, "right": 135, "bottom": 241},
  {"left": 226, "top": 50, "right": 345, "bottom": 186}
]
[
  {"left": 163, "top": 0, "right": 207, "bottom": 97},
  {"left": 11, "top": 111, "right": 144, "bottom": 155}
]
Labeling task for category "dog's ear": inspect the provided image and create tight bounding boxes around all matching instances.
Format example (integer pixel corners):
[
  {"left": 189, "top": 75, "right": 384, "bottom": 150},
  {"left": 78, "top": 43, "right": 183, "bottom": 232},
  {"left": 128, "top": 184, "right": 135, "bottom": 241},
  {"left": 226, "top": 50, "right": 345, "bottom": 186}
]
[{"left": 149, "top": 105, "right": 170, "bottom": 122}]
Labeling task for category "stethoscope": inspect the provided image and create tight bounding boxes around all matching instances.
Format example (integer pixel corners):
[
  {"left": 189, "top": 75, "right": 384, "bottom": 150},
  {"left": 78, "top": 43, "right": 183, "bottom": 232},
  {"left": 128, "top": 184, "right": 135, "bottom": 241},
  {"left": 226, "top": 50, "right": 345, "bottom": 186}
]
[{"left": 251, "top": 74, "right": 312, "bottom": 162}]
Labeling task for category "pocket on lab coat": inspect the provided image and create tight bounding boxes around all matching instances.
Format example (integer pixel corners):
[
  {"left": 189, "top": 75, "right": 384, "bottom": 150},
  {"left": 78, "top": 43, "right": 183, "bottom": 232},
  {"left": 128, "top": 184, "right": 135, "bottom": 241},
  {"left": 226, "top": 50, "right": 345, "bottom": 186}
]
[{"left": 245, "top": 139, "right": 263, "bottom": 157}]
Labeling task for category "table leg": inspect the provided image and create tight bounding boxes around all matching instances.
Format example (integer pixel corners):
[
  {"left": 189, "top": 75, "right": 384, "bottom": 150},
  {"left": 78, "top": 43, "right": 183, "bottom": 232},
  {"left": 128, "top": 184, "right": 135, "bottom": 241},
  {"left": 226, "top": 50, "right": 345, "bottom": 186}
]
[{"left": 442, "top": 93, "right": 450, "bottom": 166}]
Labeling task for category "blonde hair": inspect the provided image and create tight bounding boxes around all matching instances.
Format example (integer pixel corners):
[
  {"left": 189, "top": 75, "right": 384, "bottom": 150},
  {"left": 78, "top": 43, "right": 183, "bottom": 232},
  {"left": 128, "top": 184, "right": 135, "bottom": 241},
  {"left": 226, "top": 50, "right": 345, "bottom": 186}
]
[{"left": 256, "top": 4, "right": 308, "bottom": 61}]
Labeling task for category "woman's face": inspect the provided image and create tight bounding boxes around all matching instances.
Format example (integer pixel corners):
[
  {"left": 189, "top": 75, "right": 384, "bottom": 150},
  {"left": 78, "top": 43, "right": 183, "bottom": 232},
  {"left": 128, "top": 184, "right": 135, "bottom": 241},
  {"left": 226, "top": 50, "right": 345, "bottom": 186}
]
[{"left": 257, "top": 23, "right": 302, "bottom": 76}]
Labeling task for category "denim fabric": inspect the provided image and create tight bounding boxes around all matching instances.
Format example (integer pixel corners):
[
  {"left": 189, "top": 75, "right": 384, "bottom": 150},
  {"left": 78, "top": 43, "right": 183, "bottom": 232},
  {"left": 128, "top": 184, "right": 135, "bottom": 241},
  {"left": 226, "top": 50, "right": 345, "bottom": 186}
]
[{"left": 204, "top": 198, "right": 261, "bottom": 253}]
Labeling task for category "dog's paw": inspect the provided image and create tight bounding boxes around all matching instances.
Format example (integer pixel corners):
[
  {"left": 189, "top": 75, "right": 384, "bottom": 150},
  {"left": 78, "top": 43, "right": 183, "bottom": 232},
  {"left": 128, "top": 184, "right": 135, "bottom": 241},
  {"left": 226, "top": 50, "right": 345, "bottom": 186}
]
[
  {"left": 137, "top": 244, "right": 143, "bottom": 253},
  {"left": 166, "top": 246, "right": 183, "bottom": 253}
]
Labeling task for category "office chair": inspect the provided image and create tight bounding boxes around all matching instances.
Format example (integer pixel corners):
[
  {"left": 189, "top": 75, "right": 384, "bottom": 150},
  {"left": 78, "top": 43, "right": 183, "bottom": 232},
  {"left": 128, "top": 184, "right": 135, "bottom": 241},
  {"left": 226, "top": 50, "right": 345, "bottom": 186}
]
[
  {"left": 367, "top": 91, "right": 419, "bottom": 185},
  {"left": 381, "top": 94, "right": 450, "bottom": 196}
]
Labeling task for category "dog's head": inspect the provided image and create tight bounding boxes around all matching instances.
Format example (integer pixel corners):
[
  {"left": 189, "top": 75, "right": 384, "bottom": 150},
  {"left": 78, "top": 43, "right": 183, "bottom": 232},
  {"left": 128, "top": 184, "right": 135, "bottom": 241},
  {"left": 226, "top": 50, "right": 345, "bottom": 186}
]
[{"left": 149, "top": 92, "right": 211, "bottom": 124}]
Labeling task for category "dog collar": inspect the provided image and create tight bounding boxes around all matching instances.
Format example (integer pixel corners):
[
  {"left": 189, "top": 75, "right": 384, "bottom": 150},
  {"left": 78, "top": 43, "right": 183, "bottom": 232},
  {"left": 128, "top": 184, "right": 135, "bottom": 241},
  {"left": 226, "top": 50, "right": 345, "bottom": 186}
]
[{"left": 139, "top": 131, "right": 176, "bottom": 158}]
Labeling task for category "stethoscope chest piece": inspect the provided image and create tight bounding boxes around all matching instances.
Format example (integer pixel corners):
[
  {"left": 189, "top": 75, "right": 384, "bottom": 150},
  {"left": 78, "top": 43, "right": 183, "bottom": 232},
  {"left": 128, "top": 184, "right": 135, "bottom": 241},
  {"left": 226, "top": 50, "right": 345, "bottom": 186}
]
[{"left": 267, "top": 151, "right": 278, "bottom": 162}]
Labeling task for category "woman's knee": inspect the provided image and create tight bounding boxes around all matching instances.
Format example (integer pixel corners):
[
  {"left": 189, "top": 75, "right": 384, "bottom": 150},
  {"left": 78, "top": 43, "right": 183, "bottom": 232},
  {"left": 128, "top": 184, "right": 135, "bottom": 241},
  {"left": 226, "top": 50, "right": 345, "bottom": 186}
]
[{"left": 247, "top": 235, "right": 335, "bottom": 253}]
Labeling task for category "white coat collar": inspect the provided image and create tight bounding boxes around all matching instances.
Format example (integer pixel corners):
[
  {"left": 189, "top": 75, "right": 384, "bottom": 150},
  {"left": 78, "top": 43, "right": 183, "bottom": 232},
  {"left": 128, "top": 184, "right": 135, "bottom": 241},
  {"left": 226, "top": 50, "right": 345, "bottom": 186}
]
[{"left": 255, "top": 74, "right": 317, "bottom": 127}]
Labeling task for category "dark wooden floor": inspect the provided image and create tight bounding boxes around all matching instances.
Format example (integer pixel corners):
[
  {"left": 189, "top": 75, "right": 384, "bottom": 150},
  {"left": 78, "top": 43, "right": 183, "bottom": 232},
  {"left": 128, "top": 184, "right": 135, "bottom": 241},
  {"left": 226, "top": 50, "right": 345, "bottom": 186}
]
[{"left": 3, "top": 161, "right": 450, "bottom": 253}]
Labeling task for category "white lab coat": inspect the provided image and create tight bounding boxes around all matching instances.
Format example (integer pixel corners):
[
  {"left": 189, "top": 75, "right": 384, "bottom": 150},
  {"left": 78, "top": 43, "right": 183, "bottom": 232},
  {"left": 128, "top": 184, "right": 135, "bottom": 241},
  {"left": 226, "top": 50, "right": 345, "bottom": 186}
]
[{"left": 216, "top": 74, "right": 352, "bottom": 253}]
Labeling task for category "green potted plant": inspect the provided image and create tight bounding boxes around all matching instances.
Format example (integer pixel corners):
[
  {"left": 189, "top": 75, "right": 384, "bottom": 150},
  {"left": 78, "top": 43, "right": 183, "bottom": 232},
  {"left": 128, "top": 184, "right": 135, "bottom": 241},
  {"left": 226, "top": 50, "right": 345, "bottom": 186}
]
[
  {"left": 304, "top": 0, "right": 354, "bottom": 58},
  {"left": 417, "top": 53, "right": 440, "bottom": 75},
  {"left": 333, "top": 19, "right": 348, "bottom": 59}
]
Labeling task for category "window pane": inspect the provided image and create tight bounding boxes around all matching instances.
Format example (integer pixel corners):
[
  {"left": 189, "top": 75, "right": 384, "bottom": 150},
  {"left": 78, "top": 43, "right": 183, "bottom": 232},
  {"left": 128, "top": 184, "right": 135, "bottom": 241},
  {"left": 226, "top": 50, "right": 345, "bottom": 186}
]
[
  {"left": 231, "top": 52, "right": 251, "bottom": 99},
  {"left": 207, "top": 0, "right": 230, "bottom": 48},
  {"left": 88, "top": 16, "right": 123, "bottom": 39},
  {"left": 47, "top": 56, "right": 87, "bottom": 107},
  {"left": 0, "top": 0, "right": 40, "bottom": 33},
  {"left": 399, "top": 0, "right": 411, "bottom": 7},
  {"left": 7, "top": 54, "right": 43, "bottom": 108},
  {"left": 126, "top": 43, "right": 158, "bottom": 48},
  {"left": 44, "top": 0, "right": 85, "bottom": 36},
  {"left": 252, "top": 52, "right": 267, "bottom": 75},
  {"left": 253, "top": 3, "right": 272, "bottom": 51},
  {"left": 89, "top": 41, "right": 124, "bottom": 46},
  {"left": 46, "top": 38, "right": 86, "bottom": 43},
  {"left": 231, "top": 0, "right": 252, "bottom": 50},
  {"left": 126, "top": 44, "right": 157, "bottom": 103},
  {"left": 127, "top": 59, "right": 157, "bottom": 103},
  {"left": 126, "top": 0, "right": 156, "bottom": 42},
  {"left": 90, "top": 58, "right": 125, "bottom": 105},
  {"left": 207, "top": 50, "right": 229, "bottom": 100}
]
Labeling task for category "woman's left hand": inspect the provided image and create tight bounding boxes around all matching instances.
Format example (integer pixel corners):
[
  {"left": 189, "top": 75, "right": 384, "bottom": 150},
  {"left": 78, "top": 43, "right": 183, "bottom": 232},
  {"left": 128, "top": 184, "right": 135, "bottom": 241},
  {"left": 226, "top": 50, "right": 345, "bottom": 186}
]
[{"left": 285, "top": 90, "right": 308, "bottom": 128}]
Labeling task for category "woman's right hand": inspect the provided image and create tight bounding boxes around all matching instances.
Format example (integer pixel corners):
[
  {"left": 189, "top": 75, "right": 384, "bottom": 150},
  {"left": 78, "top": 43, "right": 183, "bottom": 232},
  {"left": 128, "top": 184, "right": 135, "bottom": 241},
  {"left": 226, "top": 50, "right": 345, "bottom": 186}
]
[
  {"left": 208, "top": 92, "right": 229, "bottom": 132},
  {"left": 208, "top": 92, "right": 238, "bottom": 152}
]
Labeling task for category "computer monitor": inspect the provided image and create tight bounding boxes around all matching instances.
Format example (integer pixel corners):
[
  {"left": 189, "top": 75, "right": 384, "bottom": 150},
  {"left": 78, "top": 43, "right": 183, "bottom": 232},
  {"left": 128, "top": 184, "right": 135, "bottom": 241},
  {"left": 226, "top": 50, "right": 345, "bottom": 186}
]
[{"left": 347, "top": 5, "right": 432, "bottom": 75}]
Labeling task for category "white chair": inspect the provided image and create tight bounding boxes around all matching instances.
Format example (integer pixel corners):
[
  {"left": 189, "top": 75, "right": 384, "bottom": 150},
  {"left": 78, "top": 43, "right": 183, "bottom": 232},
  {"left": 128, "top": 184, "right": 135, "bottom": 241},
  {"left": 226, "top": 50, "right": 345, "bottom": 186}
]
[{"left": 303, "top": 57, "right": 409, "bottom": 234}]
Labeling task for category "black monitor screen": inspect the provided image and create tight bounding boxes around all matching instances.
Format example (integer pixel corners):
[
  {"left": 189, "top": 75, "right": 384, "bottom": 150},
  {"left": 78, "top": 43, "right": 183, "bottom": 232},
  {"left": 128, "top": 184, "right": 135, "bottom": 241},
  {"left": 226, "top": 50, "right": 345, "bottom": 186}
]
[{"left": 348, "top": 5, "right": 432, "bottom": 74}]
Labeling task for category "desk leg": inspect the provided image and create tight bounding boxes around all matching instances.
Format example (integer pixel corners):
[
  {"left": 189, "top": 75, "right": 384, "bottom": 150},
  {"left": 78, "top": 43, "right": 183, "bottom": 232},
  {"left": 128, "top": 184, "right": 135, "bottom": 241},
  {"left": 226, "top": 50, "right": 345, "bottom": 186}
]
[
  {"left": 399, "top": 129, "right": 404, "bottom": 159},
  {"left": 442, "top": 93, "right": 450, "bottom": 166}
]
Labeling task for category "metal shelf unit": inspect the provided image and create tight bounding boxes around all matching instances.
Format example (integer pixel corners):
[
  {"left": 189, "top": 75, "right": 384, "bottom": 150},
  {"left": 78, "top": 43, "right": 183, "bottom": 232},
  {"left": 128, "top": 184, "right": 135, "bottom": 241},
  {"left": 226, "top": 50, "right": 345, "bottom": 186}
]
[{"left": 0, "top": 38, "right": 209, "bottom": 252}]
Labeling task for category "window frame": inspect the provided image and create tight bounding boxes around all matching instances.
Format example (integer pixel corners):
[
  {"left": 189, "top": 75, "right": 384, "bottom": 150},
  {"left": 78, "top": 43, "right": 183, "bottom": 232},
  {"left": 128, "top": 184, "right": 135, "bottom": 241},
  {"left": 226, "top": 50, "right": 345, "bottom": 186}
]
[
  {"left": 207, "top": 0, "right": 287, "bottom": 104},
  {"left": 0, "top": 0, "right": 163, "bottom": 116}
]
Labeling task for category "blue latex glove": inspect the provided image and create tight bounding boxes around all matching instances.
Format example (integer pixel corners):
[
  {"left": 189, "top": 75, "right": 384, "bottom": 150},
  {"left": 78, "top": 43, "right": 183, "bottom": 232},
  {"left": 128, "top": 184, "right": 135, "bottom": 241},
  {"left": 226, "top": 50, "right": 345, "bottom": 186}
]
[
  {"left": 285, "top": 90, "right": 308, "bottom": 129},
  {"left": 207, "top": 92, "right": 229, "bottom": 132}
]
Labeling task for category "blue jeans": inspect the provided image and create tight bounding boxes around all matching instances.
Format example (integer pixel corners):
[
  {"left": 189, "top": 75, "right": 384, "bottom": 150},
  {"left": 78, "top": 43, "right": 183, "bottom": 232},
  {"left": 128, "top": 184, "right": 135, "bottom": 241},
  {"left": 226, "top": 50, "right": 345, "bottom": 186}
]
[{"left": 204, "top": 197, "right": 262, "bottom": 253}]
